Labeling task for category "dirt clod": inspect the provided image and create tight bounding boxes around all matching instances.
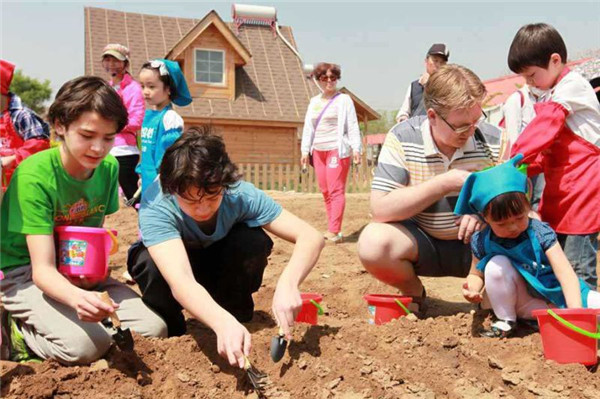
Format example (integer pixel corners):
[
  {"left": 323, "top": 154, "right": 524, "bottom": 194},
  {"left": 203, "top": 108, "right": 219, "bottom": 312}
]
[{"left": 88, "top": 359, "right": 109, "bottom": 372}]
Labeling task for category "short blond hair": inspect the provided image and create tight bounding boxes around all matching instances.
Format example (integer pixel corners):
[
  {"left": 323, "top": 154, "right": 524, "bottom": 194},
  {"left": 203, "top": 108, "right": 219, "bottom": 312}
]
[{"left": 423, "top": 64, "right": 486, "bottom": 116}]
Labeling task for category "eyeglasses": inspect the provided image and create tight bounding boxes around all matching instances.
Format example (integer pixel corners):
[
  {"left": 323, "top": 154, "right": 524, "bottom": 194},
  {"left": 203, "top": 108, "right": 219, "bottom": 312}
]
[
  {"left": 318, "top": 75, "right": 338, "bottom": 83},
  {"left": 438, "top": 110, "right": 487, "bottom": 134}
]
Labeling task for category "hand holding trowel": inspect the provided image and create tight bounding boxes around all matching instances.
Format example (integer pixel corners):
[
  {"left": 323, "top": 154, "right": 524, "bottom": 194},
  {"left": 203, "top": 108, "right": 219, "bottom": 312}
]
[{"left": 99, "top": 291, "right": 134, "bottom": 352}]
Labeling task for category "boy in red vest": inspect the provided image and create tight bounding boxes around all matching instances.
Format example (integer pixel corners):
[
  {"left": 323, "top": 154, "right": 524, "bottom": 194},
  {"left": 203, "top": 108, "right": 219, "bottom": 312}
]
[{"left": 508, "top": 23, "right": 600, "bottom": 289}]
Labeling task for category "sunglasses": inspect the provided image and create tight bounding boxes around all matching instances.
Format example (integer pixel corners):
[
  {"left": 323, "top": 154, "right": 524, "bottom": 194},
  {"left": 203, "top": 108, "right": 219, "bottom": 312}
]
[
  {"left": 318, "top": 75, "right": 338, "bottom": 82},
  {"left": 438, "top": 110, "right": 488, "bottom": 134}
]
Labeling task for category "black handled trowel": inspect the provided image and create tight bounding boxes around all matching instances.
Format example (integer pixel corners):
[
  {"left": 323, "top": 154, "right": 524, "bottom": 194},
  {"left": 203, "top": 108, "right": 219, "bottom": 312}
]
[{"left": 270, "top": 327, "right": 288, "bottom": 362}]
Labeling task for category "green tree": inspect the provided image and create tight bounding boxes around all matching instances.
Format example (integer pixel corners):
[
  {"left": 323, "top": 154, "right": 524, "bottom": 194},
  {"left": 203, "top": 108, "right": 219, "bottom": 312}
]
[
  {"left": 9, "top": 70, "right": 52, "bottom": 114},
  {"left": 360, "top": 110, "right": 396, "bottom": 134}
]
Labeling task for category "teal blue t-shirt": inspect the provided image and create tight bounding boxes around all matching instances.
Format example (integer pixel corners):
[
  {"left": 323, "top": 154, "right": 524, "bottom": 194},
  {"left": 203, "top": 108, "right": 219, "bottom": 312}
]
[{"left": 139, "top": 180, "right": 283, "bottom": 248}]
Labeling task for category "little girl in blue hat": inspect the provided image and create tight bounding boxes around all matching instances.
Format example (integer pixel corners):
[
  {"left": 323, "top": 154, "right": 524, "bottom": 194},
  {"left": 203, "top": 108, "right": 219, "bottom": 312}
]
[
  {"left": 137, "top": 59, "right": 192, "bottom": 198},
  {"left": 455, "top": 154, "right": 600, "bottom": 338}
]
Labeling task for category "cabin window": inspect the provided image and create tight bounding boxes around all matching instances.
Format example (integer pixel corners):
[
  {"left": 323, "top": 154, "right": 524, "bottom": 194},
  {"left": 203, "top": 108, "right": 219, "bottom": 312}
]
[{"left": 195, "top": 49, "right": 225, "bottom": 84}]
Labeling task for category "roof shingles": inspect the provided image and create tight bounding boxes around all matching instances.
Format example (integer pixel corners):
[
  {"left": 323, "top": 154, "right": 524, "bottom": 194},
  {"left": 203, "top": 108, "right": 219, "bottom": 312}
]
[{"left": 86, "top": 6, "right": 314, "bottom": 123}]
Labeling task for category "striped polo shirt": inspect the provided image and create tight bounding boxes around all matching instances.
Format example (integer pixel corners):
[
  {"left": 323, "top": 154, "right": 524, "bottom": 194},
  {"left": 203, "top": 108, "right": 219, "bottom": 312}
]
[{"left": 372, "top": 116, "right": 501, "bottom": 240}]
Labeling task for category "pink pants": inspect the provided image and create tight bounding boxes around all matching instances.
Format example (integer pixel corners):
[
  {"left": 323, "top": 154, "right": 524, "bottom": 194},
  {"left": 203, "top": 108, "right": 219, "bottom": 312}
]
[{"left": 312, "top": 149, "right": 350, "bottom": 233}]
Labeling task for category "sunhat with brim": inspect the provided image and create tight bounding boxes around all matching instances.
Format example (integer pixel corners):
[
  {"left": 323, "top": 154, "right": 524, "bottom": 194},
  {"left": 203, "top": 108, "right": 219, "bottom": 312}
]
[{"left": 102, "top": 44, "right": 130, "bottom": 62}]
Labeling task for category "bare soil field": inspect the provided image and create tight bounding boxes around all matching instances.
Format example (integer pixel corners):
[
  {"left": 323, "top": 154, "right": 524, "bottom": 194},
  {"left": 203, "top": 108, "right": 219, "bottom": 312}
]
[{"left": 1, "top": 192, "right": 599, "bottom": 399}]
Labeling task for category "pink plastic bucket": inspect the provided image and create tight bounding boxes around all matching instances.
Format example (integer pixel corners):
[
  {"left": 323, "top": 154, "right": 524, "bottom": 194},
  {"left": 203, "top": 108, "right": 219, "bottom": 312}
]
[
  {"left": 295, "top": 293, "right": 324, "bottom": 325},
  {"left": 364, "top": 294, "right": 412, "bottom": 325},
  {"left": 55, "top": 226, "right": 118, "bottom": 284},
  {"left": 532, "top": 308, "right": 600, "bottom": 365}
]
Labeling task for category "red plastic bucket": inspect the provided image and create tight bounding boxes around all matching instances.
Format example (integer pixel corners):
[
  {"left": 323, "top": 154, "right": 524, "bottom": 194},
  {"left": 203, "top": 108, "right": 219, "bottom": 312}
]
[
  {"left": 532, "top": 308, "right": 600, "bottom": 365},
  {"left": 55, "top": 226, "right": 119, "bottom": 284},
  {"left": 364, "top": 294, "right": 412, "bottom": 325},
  {"left": 295, "top": 293, "right": 324, "bottom": 325}
]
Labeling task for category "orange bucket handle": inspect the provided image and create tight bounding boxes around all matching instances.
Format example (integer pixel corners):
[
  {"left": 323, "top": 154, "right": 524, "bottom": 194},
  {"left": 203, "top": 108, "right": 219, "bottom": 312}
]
[{"left": 106, "top": 229, "right": 119, "bottom": 255}]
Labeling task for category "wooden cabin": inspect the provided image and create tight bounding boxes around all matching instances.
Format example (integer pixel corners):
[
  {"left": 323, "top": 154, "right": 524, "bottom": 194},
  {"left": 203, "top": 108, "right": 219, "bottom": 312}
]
[{"left": 84, "top": 6, "right": 379, "bottom": 166}]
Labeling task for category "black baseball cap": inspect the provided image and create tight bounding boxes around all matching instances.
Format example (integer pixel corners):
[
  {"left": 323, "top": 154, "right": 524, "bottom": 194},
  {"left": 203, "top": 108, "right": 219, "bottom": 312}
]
[{"left": 427, "top": 43, "right": 449, "bottom": 61}]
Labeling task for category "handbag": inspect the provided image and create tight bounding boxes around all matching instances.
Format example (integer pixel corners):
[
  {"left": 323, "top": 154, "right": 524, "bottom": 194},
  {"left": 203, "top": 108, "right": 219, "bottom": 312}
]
[{"left": 309, "top": 92, "right": 341, "bottom": 167}]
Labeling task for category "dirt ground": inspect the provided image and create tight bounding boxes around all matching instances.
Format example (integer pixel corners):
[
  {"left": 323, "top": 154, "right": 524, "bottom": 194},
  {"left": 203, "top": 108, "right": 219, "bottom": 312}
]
[{"left": 2, "top": 192, "right": 599, "bottom": 399}]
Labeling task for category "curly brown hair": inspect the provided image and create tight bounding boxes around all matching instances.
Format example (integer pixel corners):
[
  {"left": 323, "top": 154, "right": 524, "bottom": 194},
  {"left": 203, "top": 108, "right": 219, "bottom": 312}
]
[
  {"left": 311, "top": 62, "right": 341, "bottom": 80},
  {"left": 159, "top": 125, "right": 241, "bottom": 199}
]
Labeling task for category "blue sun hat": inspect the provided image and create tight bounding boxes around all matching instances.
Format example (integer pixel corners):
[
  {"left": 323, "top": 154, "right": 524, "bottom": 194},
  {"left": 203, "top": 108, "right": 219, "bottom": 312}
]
[
  {"left": 149, "top": 59, "right": 192, "bottom": 106},
  {"left": 454, "top": 154, "right": 528, "bottom": 215}
]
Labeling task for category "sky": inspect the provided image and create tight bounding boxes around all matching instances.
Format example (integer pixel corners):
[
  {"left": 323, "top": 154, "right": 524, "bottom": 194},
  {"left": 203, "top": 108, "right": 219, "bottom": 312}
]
[{"left": 1, "top": 0, "right": 599, "bottom": 110}]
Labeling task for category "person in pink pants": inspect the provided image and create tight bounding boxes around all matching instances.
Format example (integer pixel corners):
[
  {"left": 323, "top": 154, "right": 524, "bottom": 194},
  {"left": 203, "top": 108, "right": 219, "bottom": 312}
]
[{"left": 300, "top": 63, "right": 362, "bottom": 243}]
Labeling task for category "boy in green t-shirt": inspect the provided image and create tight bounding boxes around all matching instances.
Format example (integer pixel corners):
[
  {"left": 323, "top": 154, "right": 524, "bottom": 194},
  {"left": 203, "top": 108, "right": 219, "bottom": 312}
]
[{"left": 0, "top": 76, "right": 166, "bottom": 365}]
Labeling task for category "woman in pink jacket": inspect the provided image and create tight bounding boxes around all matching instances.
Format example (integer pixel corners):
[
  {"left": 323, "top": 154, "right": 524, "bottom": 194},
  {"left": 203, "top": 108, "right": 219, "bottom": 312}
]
[{"left": 101, "top": 44, "right": 145, "bottom": 205}]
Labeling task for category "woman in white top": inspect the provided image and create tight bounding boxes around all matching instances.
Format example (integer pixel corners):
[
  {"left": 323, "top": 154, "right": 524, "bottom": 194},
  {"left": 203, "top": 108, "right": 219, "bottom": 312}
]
[{"left": 300, "top": 63, "right": 362, "bottom": 243}]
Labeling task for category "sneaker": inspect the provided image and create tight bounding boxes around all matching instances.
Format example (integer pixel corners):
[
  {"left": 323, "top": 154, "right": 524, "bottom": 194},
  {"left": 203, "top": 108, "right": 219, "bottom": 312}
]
[
  {"left": 324, "top": 231, "right": 343, "bottom": 243},
  {"left": 329, "top": 233, "right": 343, "bottom": 244},
  {"left": 5, "top": 313, "right": 41, "bottom": 363},
  {"left": 406, "top": 287, "right": 428, "bottom": 317},
  {"left": 323, "top": 231, "right": 337, "bottom": 240},
  {"left": 479, "top": 319, "right": 517, "bottom": 338}
]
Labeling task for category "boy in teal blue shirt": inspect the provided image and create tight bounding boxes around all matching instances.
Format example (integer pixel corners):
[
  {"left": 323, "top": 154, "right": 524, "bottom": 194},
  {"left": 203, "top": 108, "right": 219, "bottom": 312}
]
[{"left": 128, "top": 126, "right": 325, "bottom": 370}]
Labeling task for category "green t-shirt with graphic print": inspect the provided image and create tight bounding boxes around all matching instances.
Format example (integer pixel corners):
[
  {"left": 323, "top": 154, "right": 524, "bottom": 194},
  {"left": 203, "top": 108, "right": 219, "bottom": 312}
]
[{"left": 0, "top": 147, "right": 120, "bottom": 271}]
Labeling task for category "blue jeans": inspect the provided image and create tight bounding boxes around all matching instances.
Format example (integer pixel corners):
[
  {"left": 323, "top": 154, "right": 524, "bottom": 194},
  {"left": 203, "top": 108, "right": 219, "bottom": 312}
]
[{"left": 557, "top": 233, "right": 598, "bottom": 290}]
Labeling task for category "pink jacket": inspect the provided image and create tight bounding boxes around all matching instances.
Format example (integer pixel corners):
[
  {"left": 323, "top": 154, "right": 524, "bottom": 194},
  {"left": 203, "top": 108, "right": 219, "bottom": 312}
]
[{"left": 111, "top": 73, "right": 144, "bottom": 148}]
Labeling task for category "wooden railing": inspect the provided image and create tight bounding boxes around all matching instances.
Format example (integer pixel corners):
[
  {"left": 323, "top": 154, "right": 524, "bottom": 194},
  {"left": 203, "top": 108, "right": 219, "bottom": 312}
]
[{"left": 237, "top": 161, "right": 375, "bottom": 193}]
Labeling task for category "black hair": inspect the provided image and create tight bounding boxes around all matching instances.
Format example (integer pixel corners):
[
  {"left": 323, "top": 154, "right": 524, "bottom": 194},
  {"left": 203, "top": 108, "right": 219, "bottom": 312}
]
[
  {"left": 508, "top": 23, "right": 567, "bottom": 73},
  {"left": 48, "top": 76, "right": 128, "bottom": 132},
  {"left": 159, "top": 125, "right": 241, "bottom": 198},
  {"left": 140, "top": 61, "right": 174, "bottom": 100},
  {"left": 483, "top": 192, "right": 530, "bottom": 222}
]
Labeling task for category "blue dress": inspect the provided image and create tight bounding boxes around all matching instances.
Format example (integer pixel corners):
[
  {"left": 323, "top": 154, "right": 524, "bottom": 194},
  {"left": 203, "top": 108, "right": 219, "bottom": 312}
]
[{"left": 475, "top": 220, "right": 590, "bottom": 308}]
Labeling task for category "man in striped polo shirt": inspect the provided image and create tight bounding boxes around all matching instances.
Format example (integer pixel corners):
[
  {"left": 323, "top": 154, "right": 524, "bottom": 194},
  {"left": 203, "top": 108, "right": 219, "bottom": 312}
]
[{"left": 358, "top": 65, "right": 501, "bottom": 314}]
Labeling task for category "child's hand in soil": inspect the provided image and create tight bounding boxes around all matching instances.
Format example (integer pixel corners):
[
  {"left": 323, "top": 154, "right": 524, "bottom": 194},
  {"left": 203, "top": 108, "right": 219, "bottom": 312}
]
[
  {"left": 272, "top": 283, "right": 303, "bottom": 340},
  {"left": 215, "top": 315, "right": 251, "bottom": 369},
  {"left": 462, "top": 282, "right": 483, "bottom": 303},
  {"left": 73, "top": 290, "right": 119, "bottom": 322}
]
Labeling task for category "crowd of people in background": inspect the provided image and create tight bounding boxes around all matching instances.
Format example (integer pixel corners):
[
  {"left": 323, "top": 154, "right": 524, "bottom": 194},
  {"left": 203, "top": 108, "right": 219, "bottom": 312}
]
[{"left": 1, "top": 21, "right": 599, "bottom": 367}]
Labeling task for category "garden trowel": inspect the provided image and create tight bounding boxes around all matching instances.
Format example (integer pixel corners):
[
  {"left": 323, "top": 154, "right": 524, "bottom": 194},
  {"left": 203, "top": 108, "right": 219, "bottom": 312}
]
[
  {"left": 100, "top": 291, "right": 134, "bottom": 352},
  {"left": 270, "top": 327, "right": 288, "bottom": 362}
]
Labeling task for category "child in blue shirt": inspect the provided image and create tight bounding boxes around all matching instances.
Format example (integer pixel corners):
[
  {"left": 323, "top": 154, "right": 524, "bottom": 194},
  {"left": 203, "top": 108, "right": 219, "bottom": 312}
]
[
  {"left": 455, "top": 155, "right": 600, "bottom": 338},
  {"left": 127, "top": 126, "right": 325, "bottom": 370},
  {"left": 137, "top": 59, "right": 191, "bottom": 198}
]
